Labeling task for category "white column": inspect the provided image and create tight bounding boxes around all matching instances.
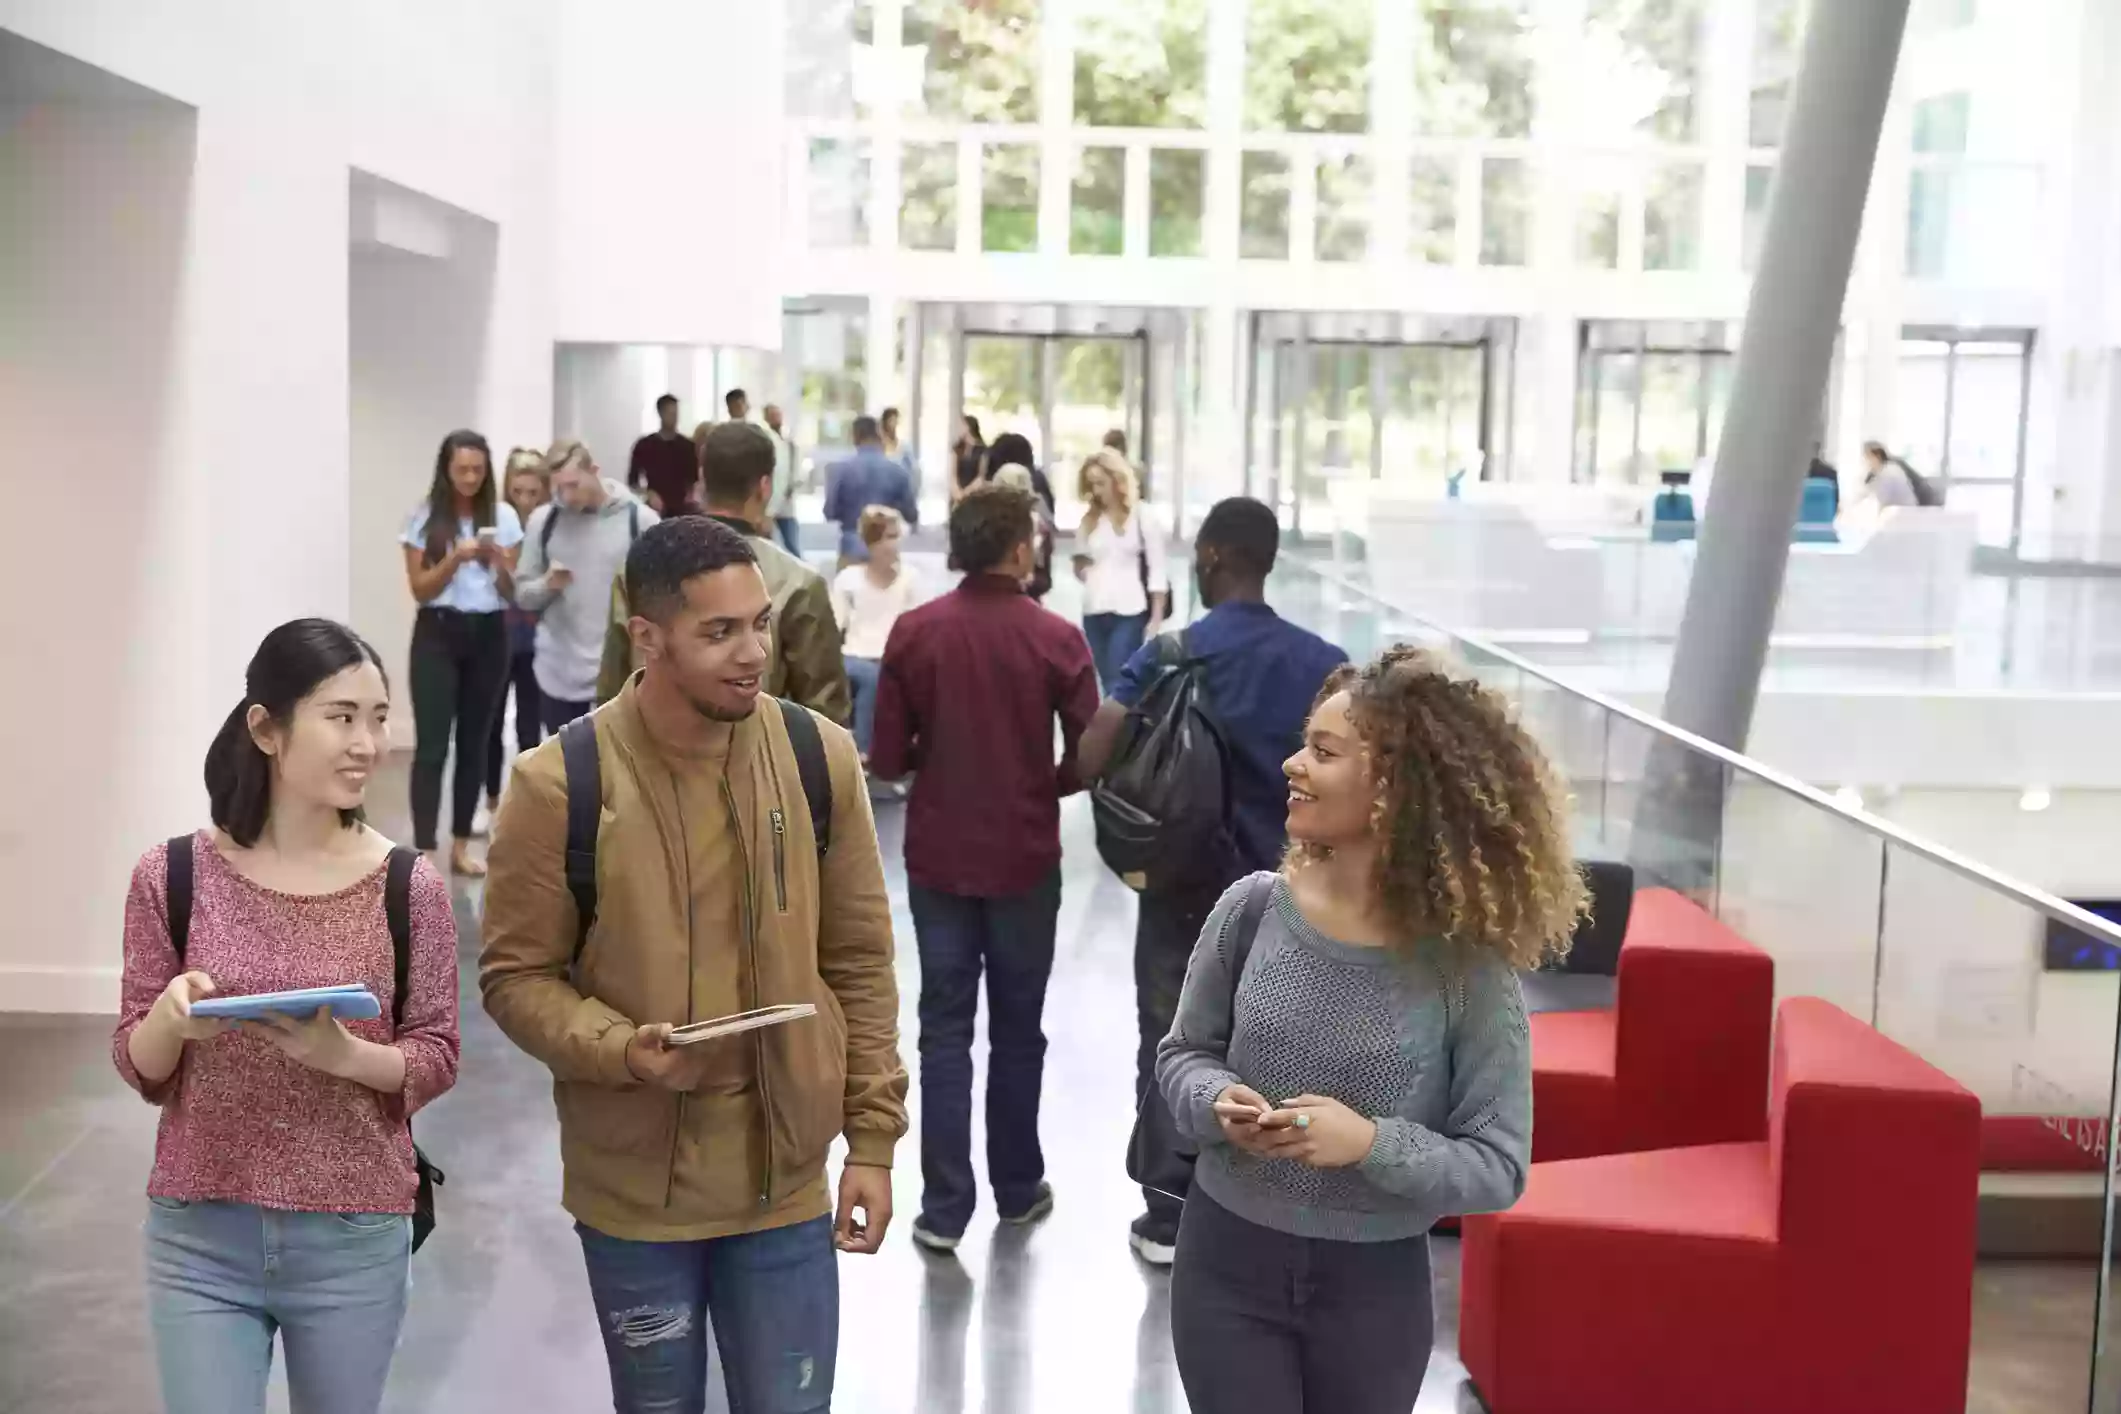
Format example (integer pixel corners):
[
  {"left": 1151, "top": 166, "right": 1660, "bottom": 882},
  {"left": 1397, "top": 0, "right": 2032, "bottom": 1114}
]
[
  {"left": 1037, "top": 0, "right": 1075, "bottom": 254},
  {"left": 1197, "top": 0, "right": 1248, "bottom": 509},
  {"left": 1370, "top": 0, "right": 1413, "bottom": 266},
  {"left": 865, "top": 294, "right": 898, "bottom": 418},
  {"left": 1526, "top": 0, "right": 1586, "bottom": 483}
]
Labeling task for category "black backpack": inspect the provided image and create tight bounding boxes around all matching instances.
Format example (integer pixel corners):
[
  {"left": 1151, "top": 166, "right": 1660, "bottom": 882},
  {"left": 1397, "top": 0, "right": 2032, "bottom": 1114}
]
[
  {"left": 164, "top": 835, "right": 445, "bottom": 1252},
  {"left": 1092, "top": 630, "right": 1238, "bottom": 894},
  {"left": 558, "top": 699, "right": 832, "bottom": 954},
  {"left": 1896, "top": 459, "right": 1943, "bottom": 508}
]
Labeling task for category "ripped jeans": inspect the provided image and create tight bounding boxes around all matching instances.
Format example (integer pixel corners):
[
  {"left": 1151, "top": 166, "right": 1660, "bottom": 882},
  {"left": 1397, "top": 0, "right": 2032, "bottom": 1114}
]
[{"left": 575, "top": 1215, "right": 838, "bottom": 1413}]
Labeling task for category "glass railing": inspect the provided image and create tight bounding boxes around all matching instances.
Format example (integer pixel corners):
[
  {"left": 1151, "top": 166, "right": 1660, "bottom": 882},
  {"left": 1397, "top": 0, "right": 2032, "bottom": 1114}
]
[{"left": 1288, "top": 558, "right": 2121, "bottom": 1412}]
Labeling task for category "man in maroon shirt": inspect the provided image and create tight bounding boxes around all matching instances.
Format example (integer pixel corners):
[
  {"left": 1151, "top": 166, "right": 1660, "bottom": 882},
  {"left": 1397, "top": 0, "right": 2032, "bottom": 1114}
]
[
  {"left": 870, "top": 483, "right": 1098, "bottom": 1252},
  {"left": 627, "top": 393, "right": 699, "bottom": 516}
]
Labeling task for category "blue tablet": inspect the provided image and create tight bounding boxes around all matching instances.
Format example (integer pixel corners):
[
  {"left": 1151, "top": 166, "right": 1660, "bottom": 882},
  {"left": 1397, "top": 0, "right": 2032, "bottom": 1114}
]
[{"left": 190, "top": 985, "right": 383, "bottom": 1022}]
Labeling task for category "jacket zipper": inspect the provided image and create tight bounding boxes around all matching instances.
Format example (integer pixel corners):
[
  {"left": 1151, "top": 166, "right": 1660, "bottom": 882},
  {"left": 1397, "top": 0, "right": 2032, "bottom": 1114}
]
[
  {"left": 771, "top": 808, "right": 788, "bottom": 913},
  {"left": 721, "top": 776, "right": 775, "bottom": 1208},
  {"left": 664, "top": 768, "right": 697, "bottom": 1211}
]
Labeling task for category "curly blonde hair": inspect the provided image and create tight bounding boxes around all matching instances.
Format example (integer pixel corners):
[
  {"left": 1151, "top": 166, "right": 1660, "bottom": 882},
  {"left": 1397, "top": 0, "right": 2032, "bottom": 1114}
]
[
  {"left": 1293, "top": 645, "right": 1586, "bottom": 970},
  {"left": 1078, "top": 448, "right": 1138, "bottom": 534}
]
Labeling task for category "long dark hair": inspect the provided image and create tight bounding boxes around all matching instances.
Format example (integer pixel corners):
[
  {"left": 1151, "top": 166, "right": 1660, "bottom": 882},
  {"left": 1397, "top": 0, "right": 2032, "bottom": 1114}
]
[
  {"left": 422, "top": 429, "right": 496, "bottom": 566},
  {"left": 206, "top": 620, "right": 388, "bottom": 848}
]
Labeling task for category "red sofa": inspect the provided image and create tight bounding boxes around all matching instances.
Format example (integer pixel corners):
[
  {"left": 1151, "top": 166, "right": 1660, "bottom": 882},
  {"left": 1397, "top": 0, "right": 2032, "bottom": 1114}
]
[
  {"left": 1532, "top": 886, "right": 1775, "bottom": 1161},
  {"left": 1461, "top": 996, "right": 1982, "bottom": 1414}
]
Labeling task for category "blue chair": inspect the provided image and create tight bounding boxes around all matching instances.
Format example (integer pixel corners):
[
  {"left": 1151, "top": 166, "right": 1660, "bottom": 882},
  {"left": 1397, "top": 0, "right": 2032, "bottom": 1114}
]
[
  {"left": 1793, "top": 478, "right": 1838, "bottom": 543},
  {"left": 1651, "top": 487, "right": 1696, "bottom": 542}
]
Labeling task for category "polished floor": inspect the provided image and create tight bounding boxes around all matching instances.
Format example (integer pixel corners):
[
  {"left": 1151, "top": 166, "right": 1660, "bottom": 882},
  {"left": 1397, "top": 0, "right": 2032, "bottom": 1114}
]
[{"left": 0, "top": 552, "right": 2104, "bottom": 1413}]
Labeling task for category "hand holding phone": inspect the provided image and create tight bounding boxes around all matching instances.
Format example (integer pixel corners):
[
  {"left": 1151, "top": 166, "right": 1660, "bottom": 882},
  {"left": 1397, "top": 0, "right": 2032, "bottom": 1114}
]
[{"left": 1213, "top": 1083, "right": 1305, "bottom": 1158}]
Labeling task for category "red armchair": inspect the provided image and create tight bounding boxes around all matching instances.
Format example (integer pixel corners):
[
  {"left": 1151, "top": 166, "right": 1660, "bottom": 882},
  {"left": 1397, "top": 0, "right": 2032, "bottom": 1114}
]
[
  {"left": 1532, "top": 886, "right": 1775, "bottom": 1161},
  {"left": 1461, "top": 997, "right": 1982, "bottom": 1414}
]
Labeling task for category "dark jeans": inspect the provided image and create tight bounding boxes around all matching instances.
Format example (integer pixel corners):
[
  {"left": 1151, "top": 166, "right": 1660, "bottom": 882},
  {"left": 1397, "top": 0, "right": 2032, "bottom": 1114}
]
[
  {"left": 484, "top": 647, "right": 541, "bottom": 799},
  {"left": 1170, "top": 1190, "right": 1434, "bottom": 1414},
  {"left": 408, "top": 608, "right": 509, "bottom": 849},
  {"left": 576, "top": 1217, "right": 837, "bottom": 1414},
  {"left": 540, "top": 693, "right": 592, "bottom": 736},
  {"left": 775, "top": 516, "right": 802, "bottom": 556},
  {"left": 1134, "top": 883, "right": 1227, "bottom": 1235},
  {"left": 1082, "top": 610, "right": 1150, "bottom": 692},
  {"left": 909, "top": 870, "right": 1062, "bottom": 1237},
  {"left": 843, "top": 656, "right": 880, "bottom": 757}
]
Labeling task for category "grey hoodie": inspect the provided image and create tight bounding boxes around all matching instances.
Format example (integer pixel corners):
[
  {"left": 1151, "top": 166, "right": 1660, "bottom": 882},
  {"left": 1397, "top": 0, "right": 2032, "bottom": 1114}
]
[{"left": 516, "top": 480, "right": 659, "bottom": 702}]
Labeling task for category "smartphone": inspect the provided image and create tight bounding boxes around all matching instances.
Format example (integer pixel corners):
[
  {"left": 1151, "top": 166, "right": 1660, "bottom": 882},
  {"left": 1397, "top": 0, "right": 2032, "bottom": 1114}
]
[{"left": 477, "top": 526, "right": 499, "bottom": 544}]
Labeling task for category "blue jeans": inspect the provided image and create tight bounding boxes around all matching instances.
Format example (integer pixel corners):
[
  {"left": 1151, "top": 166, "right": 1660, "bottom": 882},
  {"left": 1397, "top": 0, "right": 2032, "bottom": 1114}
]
[
  {"left": 775, "top": 516, "right": 802, "bottom": 556},
  {"left": 909, "top": 870, "right": 1062, "bottom": 1237},
  {"left": 576, "top": 1215, "right": 839, "bottom": 1413},
  {"left": 844, "top": 656, "right": 881, "bottom": 756},
  {"left": 1082, "top": 611, "right": 1150, "bottom": 693},
  {"left": 144, "top": 1197, "right": 411, "bottom": 1414}
]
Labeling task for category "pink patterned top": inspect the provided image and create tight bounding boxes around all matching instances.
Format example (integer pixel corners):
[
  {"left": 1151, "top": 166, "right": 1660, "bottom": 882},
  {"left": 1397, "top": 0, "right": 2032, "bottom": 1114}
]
[{"left": 111, "top": 832, "right": 461, "bottom": 1214}]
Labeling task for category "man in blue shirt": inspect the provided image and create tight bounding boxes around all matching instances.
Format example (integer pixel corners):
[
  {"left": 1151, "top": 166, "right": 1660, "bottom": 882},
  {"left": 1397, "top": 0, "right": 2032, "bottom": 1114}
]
[
  {"left": 1079, "top": 496, "right": 1346, "bottom": 1266},
  {"left": 823, "top": 415, "right": 919, "bottom": 567}
]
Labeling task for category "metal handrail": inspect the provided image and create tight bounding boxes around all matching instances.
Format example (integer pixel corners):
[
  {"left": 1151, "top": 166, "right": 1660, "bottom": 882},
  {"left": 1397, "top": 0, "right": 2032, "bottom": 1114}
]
[{"left": 1304, "top": 558, "right": 2121, "bottom": 947}]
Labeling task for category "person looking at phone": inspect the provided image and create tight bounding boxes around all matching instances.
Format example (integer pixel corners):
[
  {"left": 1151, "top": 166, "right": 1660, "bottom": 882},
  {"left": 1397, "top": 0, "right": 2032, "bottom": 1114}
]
[
  {"left": 1156, "top": 645, "right": 1584, "bottom": 1414},
  {"left": 515, "top": 439, "right": 657, "bottom": 734},
  {"left": 1073, "top": 449, "right": 1170, "bottom": 691},
  {"left": 401, "top": 429, "right": 520, "bottom": 877},
  {"left": 480, "top": 516, "right": 906, "bottom": 1414},
  {"left": 113, "top": 618, "right": 460, "bottom": 1414},
  {"left": 484, "top": 448, "right": 551, "bottom": 821}
]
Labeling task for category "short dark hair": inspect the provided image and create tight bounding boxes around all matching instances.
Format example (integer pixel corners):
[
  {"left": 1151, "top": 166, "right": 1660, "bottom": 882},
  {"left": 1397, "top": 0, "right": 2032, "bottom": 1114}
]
[
  {"left": 1102, "top": 427, "right": 1128, "bottom": 454},
  {"left": 625, "top": 516, "right": 759, "bottom": 625},
  {"left": 880, "top": 406, "right": 900, "bottom": 427},
  {"left": 206, "top": 619, "right": 386, "bottom": 848},
  {"left": 725, "top": 388, "right": 747, "bottom": 412},
  {"left": 851, "top": 414, "right": 881, "bottom": 446},
  {"left": 950, "top": 483, "right": 1036, "bottom": 576},
  {"left": 656, "top": 393, "right": 678, "bottom": 413},
  {"left": 1197, "top": 496, "right": 1280, "bottom": 581},
  {"left": 700, "top": 421, "right": 777, "bottom": 506},
  {"left": 988, "top": 431, "right": 1035, "bottom": 470}
]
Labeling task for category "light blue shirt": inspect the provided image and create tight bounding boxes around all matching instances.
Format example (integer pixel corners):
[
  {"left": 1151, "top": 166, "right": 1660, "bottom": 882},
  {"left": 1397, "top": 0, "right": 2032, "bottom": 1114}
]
[{"left": 401, "top": 502, "right": 524, "bottom": 613}]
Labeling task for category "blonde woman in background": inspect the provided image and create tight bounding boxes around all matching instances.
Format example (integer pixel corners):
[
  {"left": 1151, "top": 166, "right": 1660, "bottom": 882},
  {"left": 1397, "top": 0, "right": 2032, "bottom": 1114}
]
[
  {"left": 832, "top": 505, "right": 921, "bottom": 761},
  {"left": 483, "top": 449, "right": 550, "bottom": 820},
  {"left": 1072, "top": 449, "right": 1170, "bottom": 689}
]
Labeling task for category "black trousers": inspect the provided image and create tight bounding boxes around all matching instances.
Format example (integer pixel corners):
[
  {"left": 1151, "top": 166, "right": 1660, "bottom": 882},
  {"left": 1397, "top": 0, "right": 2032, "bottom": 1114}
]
[
  {"left": 408, "top": 608, "right": 509, "bottom": 849},
  {"left": 1134, "top": 882, "right": 1229, "bottom": 1234},
  {"left": 484, "top": 647, "right": 541, "bottom": 799},
  {"left": 539, "top": 694, "right": 592, "bottom": 736},
  {"left": 1170, "top": 1189, "right": 1434, "bottom": 1414}
]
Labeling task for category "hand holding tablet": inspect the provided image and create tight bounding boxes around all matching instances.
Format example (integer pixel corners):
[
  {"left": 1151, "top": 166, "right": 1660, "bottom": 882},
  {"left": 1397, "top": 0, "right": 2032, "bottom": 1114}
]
[
  {"left": 189, "top": 984, "right": 383, "bottom": 1023},
  {"left": 664, "top": 1003, "right": 817, "bottom": 1046}
]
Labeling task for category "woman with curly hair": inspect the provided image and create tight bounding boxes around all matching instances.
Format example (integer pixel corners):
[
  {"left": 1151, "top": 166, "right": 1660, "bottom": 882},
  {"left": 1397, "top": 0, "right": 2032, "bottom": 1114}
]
[{"left": 1156, "top": 644, "right": 1585, "bottom": 1413}]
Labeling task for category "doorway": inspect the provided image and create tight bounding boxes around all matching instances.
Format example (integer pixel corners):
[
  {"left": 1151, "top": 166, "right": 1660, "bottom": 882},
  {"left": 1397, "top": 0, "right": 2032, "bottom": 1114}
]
[{"left": 1893, "top": 326, "right": 2034, "bottom": 551}]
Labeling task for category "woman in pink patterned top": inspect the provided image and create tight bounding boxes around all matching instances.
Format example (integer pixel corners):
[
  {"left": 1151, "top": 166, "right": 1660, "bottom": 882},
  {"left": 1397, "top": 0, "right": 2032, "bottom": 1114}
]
[{"left": 112, "top": 618, "right": 459, "bottom": 1414}]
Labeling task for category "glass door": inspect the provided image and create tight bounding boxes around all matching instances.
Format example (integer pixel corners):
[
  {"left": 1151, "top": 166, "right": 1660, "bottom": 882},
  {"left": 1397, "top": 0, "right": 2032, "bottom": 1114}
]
[{"left": 1893, "top": 328, "right": 2034, "bottom": 552}]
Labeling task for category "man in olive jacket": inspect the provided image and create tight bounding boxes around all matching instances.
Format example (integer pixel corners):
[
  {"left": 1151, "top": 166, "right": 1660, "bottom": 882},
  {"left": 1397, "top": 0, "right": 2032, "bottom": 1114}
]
[{"left": 482, "top": 515, "right": 905, "bottom": 1412}]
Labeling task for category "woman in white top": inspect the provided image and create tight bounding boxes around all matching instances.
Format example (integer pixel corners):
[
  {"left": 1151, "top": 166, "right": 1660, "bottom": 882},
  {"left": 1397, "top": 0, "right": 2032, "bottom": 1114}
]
[
  {"left": 831, "top": 505, "right": 921, "bottom": 759},
  {"left": 1072, "top": 449, "right": 1170, "bottom": 690}
]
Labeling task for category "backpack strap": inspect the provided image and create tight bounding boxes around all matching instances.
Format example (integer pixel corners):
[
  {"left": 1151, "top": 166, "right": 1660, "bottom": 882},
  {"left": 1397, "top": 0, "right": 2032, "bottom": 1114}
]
[
  {"left": 1227, "top": 871, "right": 1275, "bottom": 985},
  {"left": 628, "top": 501, "right": 640, "bottom": 540},
  {"left": 777, "top": 698, "right": 833, "bottom": 857},
  {"left": 166, "top": 834, "right": 195, "bottom": 963},
  {"left": 538, "top": 503, "right": 559, "bottom": 556},
  {"left": 384, "top": 846, "right": 418, "bottom": 1028},
  {"left": 560, "top": 714, "right": 603, "bottom": 958}
]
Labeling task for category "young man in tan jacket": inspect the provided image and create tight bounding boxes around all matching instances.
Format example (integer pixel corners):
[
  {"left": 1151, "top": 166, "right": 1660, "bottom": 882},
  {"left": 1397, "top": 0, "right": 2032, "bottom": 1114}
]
[{"left": 480, "top": 515, "right": 906, "bottom": 1413}]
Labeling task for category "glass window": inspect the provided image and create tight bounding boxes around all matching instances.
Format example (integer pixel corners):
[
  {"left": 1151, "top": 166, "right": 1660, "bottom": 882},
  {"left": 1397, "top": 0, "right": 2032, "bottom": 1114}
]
[
  {"left": 1149, "top": 149, "right": 1205, "bottom": 257},
  {"left": 963, "top": 335, "right": 1040, "bottom": 446},
  {"left": 1948, "top": 340, "right": 2029, "bottom": 483},
  {"left": 1644, "top": 163, "right": 1704, "bottom": 271},
  {"left": 982, "top": 143, "right": 1040, "bottom": 253},
  {"left": 1316, "top": 155, "right": 1372, "bottom": 263},
  {"left": 1412, "top": 1, "right": 1535, "bottom": 138},
  {"left": 1053, "top": 339, "right": 1131, "bottom": 471},
  {"left": 1584, "top": 0, "right": 1705, "bottom": 143},
  {"left": 1912, "top": 92, "right": 1971, "bottom": 154},
  {"left": 1905, "top": 169, "right": 1955, "bottom": 279},
  {"left": 1071, "top": 147, "right": 1125, "bottom": 255},
  {"left": 808, "top": 138, "right": 871, "bottom": 248},
  {"left": 908, "top": 0, "right": 1040, "bottom": 123},
  {"left": 1479, "top": 157, "right": 1527, "bottom": 266},
  {"left": 1576, "top": 183, "right": 1620, "bottom": 270},
  {"left": 1074, "top": 0, "right": 1208, "bottom": 128},
  {"left": 1747, "top": 0, "right": 1806, "bottom": 148},
  {"left": 1912, "top": 0, "right": 1977, "bottom": 36},
  {"left": 787, "top": 303, "right": 869, "bottom": 452},
  {"left": 785, "top": 0, "right": 874, "bottom": 119},
  {"left": 1743, "top": 164, "right": 1774, "bottom": 272},
  {"left": 1410, "top": 156, "right": 1456, "bottom": 263},
  {"left": 1245, "top": 0, "right": 1372, "bottom": 134},
  {"left": 900, "top": 141, "right": 957, "bottom": 252},
  {"left": 1891, "top": 340, "right": 1951, "bottom": 474},
  {"left": 1240, "top": 151, "right": 1292, "bottom": 259},
  {"left": 1639, "top": 353, "right": 1704, "bottom": 471}
]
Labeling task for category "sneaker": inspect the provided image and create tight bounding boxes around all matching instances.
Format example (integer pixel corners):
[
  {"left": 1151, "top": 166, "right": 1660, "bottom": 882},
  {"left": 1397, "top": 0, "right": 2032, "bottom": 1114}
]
[
  {"left": 909, "top": 1216, "right": 961, "bottom": 1253},
  {"left": 999, "top": 1181, "right": 1055, "bottom": 1228},
  {"left": 1129, "top": 1214, "right": 1177, "bottom": 1267},
  {"left": 470, "top": 800, "right": 496, "bottom": 838}
]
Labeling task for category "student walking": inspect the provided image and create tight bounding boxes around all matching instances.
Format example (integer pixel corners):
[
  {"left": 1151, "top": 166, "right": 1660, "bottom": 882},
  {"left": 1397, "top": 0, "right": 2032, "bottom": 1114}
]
[
  {"left": 870, "top": 484, "right": 1099, "bottom": 1251},
  {"left": 1079, "top": 496, "right": 1347, "bottom": 1265},
  {"left": 484, "top": 448, "right": 549, "bottom": 818},
  {"left": 514, "top": 440, "right": 657, "bottom": 733},
  {"left": 114, "top": 618, "right": 459, "bottom": 1414},
  {"left": 401, "top": 429, "right": 520, "bottom": 876},
  {"left": 831, "top": 506, "right": 921, "bottom": 759},
  {"left": 481, "top": 517, "right": 906, "bottom": 1414},
  {"left": 1156, "top": 645, "right": 1584, "bottom": 1414},
  {"left": 1073, "top": 449, "right": 1170, "bottom": 691},
  {"left": 823, "top": 415, "right": 918, "bottom": 566}
]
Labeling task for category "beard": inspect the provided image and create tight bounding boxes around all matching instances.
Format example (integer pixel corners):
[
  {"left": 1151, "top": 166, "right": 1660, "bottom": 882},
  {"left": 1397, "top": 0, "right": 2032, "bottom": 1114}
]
[{"left": 683, "top": 685, "right": 758, "bottom": 724}]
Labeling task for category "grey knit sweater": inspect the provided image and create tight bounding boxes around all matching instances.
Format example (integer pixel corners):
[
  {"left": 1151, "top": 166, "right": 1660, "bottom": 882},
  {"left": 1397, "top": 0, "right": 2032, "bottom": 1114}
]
[{"left": 1156, "top": 873, "right": 1532, "bottom": 1243}]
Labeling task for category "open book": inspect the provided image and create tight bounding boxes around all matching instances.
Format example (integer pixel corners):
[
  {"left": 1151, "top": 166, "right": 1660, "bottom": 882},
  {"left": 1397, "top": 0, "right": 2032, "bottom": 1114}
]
[{"left": 664, "top": 1003, "right": 817, "bottom": 1046}]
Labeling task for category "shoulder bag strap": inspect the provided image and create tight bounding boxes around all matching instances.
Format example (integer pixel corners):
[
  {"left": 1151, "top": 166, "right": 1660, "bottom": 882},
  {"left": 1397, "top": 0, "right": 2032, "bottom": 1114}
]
[
  {"left": 165, "top": 834, "right": 195, "bottom": 964},
  {"left": 560, "top": 715, "right": 603, "bottom": 958},
  {"left": 538, "top": 504, "right": 559, "bottom": 556},
  {"left": 776, "top": 699, "right": 833, "bottom": 857},
  {"left": 384, "top": 847, "right": 418, "bottom": 1028},
  {"left": 1228, "top": 871, "right": 1275, "bottom": 985}
]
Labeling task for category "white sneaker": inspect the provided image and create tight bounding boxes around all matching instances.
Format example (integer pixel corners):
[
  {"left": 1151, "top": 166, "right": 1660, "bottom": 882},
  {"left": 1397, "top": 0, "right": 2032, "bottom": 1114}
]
[{"left": 470, "top": 800, "right": 496, "bottom": 838}]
